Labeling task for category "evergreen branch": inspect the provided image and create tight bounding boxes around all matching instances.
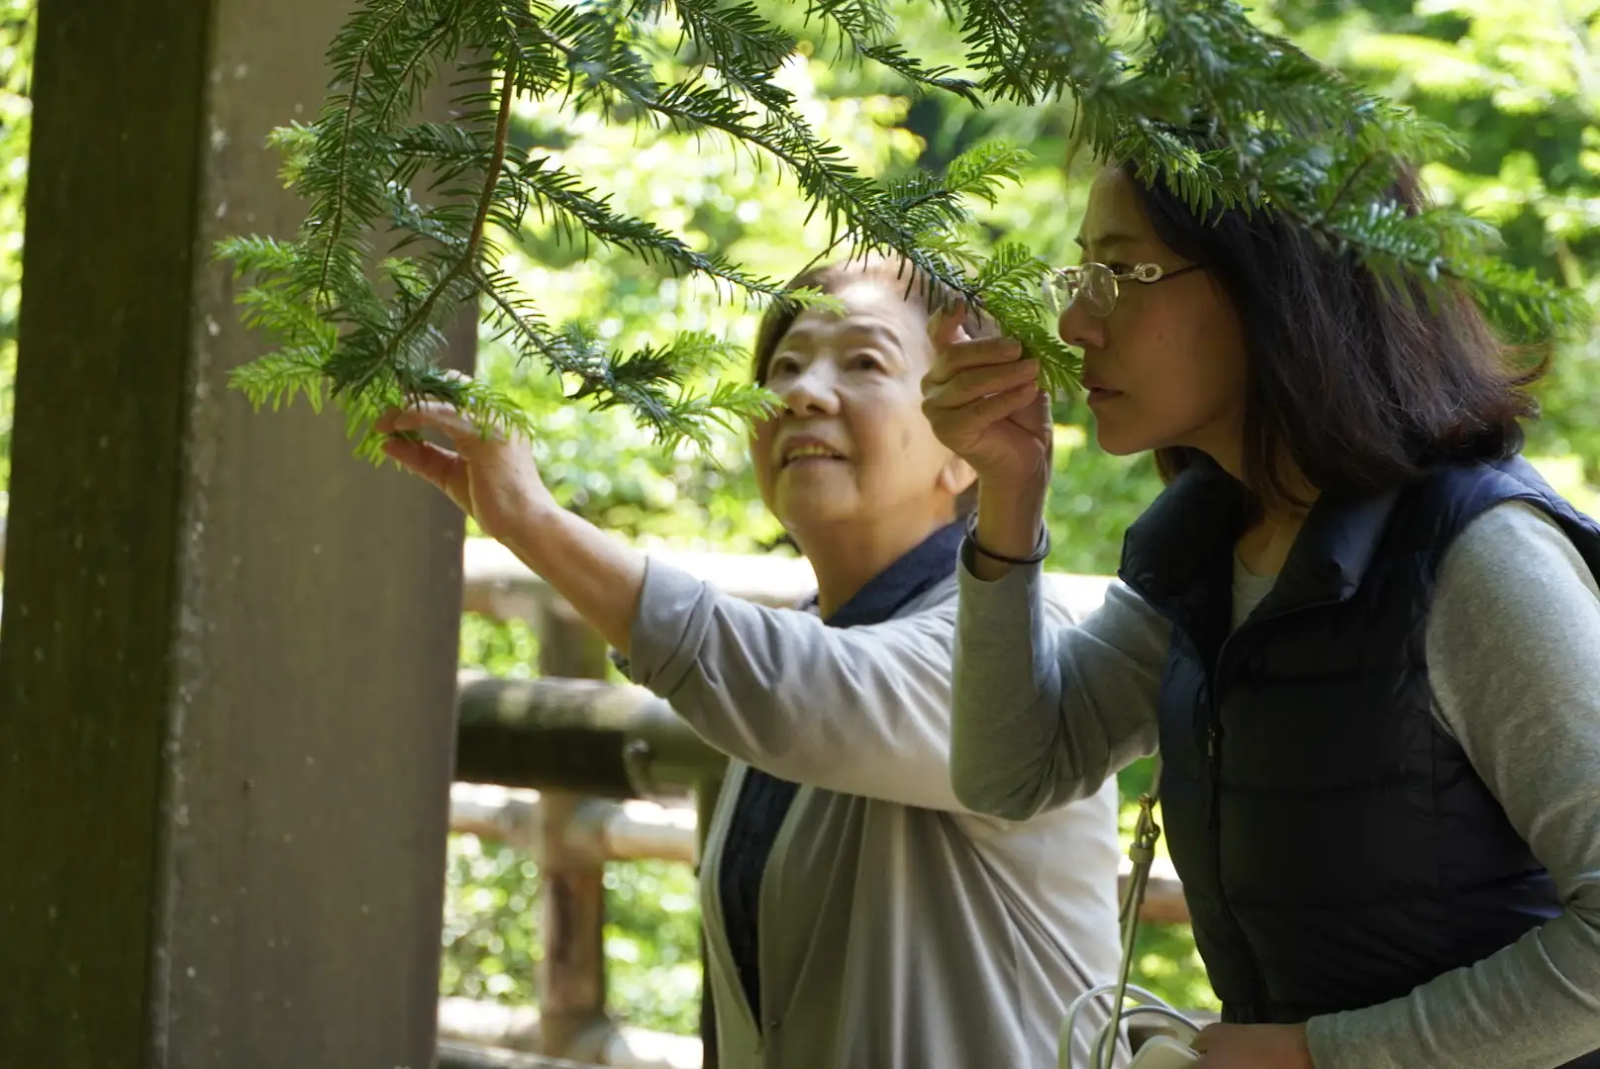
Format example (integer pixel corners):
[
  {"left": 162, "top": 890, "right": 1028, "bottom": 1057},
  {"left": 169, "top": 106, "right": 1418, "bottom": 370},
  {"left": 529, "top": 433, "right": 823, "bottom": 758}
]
[
  {"left": 804, "top": 1, "right": 981, "bottom": 102},
  {"left": 972, "top": 241, "right": 1080, "bottom": 394},
  {"left": 636, "top": 82, "right": 976, "bottom": 301},
  {"left": 368, "top": 62, "right": 518, "bottom": 390},
  {"left": 857, "top": 43, "right": 982, "bottom": 104},
  {"left": 804, "top": 0, "right": 895, "bottom": 47},
  {"left": 219, "top": 0, "right": 1586, "bottom": 457},
  {"left": 519, "top": 7, "right": 962, "bottom": 292},
  {"left": 1316, "top": 201, "right": 1585, "bottom": 338},
  {"left": 1312, "top": 155, "right": 1377, "bottom": 227},
  {"left": 371, "top": 4, "right": 460, "bottom": 135},
  {"left": 669, "top": 0, "right": 793, "bottom": 75},
  {"left": 957, "top": 0, "right": 1121, "bottom": 104},
  {"left": 476, "top": 263, "right": 771, "bottom": 448},
  {"left": 656, "top": 378, "right": 782, "bottom": 452},
  {"left": 509, "top": 2, "right": 978, "bottom": 299},
  {"left": 231, "top": 348, "right": 332, "bottom": 414},
  {"left": 512, "top": 157, "right": 794, "bottom": 302},
  {"left": 311, "top": 0, "right": 414, "bottom": 305}
]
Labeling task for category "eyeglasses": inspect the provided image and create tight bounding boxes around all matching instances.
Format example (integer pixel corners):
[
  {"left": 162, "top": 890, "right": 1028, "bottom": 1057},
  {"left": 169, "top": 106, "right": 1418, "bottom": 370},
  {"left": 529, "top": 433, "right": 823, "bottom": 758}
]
[{"left": 1041, "top": 261, "right": 1205, "bottom": 319}]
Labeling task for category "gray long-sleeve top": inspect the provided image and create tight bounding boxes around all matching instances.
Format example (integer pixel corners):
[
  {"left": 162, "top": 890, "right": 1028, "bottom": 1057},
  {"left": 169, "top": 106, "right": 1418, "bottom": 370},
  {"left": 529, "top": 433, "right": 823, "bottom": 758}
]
[
  {"left": 628, "top": 560, "right": 1126, "bottom": 1069},
  {"left": 951, "top": 501, "right": 1600, "bottom": 1069}
]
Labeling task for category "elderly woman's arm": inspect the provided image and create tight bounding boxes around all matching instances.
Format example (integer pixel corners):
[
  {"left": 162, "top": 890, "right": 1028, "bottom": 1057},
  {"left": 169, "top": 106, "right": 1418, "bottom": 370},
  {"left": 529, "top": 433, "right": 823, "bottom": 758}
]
[
  {"left": 380, "top": 400, "right": 1102, "bottom": 812},
  {"left": 624, "top": 552, "right": 1079, "bottom": 812},
  {"left": 380, "top": 404, "right": 647, "bottom": 654}
]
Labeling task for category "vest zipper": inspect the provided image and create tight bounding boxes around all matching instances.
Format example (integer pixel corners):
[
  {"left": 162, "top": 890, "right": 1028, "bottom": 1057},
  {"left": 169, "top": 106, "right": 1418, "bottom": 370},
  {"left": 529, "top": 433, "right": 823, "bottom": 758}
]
[
  {"left": 1208, "top": 631, "right": 1268, "bottom": 1020},
  {"left": 1209, "top": 597, "right": 1345, "bottom": 1019}
]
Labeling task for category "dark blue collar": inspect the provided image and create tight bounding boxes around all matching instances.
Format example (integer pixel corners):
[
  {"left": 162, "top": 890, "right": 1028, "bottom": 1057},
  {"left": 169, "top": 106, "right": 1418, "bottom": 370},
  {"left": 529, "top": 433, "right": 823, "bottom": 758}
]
[
  {"left": 1119, "top": 455, "right": 1411, "bottom": 666},
  {"left": 813, "top": 520, "right": 967, "bottom": 629},
  {"left": 1119, "top": 455, "right": 1404, "bottom": 618}
]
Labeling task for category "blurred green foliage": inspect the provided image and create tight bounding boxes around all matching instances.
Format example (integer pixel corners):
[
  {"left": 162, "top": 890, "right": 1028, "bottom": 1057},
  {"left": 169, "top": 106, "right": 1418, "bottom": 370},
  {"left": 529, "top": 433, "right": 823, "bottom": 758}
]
[
  {"left": 1274, "top": 0, "right": 1600, "bottom": 490},
  {"left": 0, "top": 0, "right": 32, "bottom": 489}
]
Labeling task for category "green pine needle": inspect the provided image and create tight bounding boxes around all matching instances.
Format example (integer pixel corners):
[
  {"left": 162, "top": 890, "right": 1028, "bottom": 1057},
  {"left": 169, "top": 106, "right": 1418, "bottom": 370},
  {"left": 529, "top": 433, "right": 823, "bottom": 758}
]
[{"left": 218, "top": 0, "right": 1587, "bottom": 455}]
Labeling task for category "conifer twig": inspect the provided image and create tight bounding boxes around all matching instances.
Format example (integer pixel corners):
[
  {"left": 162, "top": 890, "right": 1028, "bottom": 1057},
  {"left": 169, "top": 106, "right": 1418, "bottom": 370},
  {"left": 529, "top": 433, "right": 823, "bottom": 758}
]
[
  {"left": 376, "top": 63, "right": 518, "bottom": 387},
  {"left": 315, "top": 1, "right": 408, "bottom": 306}
]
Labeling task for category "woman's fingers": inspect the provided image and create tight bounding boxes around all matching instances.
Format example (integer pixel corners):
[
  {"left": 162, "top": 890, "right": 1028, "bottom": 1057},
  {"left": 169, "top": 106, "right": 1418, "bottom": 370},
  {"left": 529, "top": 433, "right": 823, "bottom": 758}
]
[
  {"left": 377, "top": 400, "right": 501, "bottom": 448},
  {"left": 929, "top": 299, "right": 973, "bottom": 350},
  {"left": 969, "top": 381, "right": 1041, "bottom": 424},
  {"left": 382, "top": 435, "right": 468, "bottom": 497},
  {"left": 381, "top": 401, "right": 478, "bottom": 440},
  {"left": 926, "top": 336, "right": 1027, "bottom": 384},
  {"left": 929, "top": 299, "right": 1029, "bottom": 382},
  {"left": 924, "top": 380, "right": 1038, "bottom": 435},
  {"left": 923, "top": 358, "right": 1040, "bottom": 410}
]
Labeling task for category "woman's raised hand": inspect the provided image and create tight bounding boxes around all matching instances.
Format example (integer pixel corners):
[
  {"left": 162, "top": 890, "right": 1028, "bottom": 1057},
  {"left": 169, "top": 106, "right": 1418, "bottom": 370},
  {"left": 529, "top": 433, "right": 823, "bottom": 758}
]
[
  {"left": 921, "top": 301, "right": 1053, "bottom": 502},
  {"left": 377, "top": 395, "right": 647, "bottom": 653},
  {"left": 376, "top": 399, "right": 556, "bottom": 549}
]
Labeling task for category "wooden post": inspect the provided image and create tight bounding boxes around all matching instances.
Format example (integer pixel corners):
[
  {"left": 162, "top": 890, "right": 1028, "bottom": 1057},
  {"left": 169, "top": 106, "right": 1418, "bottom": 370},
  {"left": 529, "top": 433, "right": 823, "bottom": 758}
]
[
  {"left": 0, "top": 2, "right": 472, "bottom": 1066},
  {"left": 535, "top": 600, "right": 614, "bottom": 1059}
]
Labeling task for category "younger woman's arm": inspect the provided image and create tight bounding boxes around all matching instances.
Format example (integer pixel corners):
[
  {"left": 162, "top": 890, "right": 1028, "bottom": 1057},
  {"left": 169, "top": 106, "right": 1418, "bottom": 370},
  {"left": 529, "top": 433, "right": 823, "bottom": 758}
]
[
  {"left": 1306, "top": 502, "right": 1600, "bottom": 1069},
  {"left": 948, "top": 541, "right": 1169, "bottom": 820}
]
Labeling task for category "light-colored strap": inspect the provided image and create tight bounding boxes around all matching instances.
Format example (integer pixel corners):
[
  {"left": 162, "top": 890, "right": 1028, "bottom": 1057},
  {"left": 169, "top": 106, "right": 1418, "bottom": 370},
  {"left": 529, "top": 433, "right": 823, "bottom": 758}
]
[{"left": 1099, "top": 754, "right": 1165, "bottom": 1069}]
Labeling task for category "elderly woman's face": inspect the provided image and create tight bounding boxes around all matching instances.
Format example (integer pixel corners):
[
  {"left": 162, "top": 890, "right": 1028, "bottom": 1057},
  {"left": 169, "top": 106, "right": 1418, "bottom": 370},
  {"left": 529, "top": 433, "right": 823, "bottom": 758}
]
[{"left": 751, "top": 277, "right": 971, "bottom": 534}]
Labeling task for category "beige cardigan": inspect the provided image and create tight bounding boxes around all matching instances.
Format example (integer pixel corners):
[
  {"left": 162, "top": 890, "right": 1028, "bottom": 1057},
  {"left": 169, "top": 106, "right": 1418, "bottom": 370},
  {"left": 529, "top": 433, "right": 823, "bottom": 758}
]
[{"left": 628, "top": 558, "right": 1124, "bottom": 1069}]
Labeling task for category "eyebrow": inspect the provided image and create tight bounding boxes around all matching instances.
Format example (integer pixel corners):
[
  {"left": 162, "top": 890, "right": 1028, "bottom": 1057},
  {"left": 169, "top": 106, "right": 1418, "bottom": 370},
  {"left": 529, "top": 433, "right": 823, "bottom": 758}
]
[
  {"left": 780, "top": 321, "right": 901, "bottom": 347},
  {"left": 1073, "top": 230, "right": 1144, "bottom": 251},
  {"left": 837, "top": 322, "right": 900, "bottom": 343}
]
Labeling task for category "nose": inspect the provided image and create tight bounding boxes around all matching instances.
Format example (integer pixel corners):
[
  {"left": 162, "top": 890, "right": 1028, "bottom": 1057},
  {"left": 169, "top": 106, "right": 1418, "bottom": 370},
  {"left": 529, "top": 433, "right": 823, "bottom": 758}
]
[
  {"left": 776, "top": 361, "right": 841, "bottom": 417},
  {"left": 1057, "top": 298, "right": 1106, "bottom": 351}
]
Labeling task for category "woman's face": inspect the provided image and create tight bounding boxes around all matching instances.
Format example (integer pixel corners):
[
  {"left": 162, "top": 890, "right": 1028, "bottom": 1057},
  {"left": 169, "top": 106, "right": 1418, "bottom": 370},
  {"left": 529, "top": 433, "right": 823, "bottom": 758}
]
[
  {"left": 1061, "top": 167, "right": 1250, "bottom": 465},
  {"left": 751, "top": 277, "right": 973, "bottom": 536}
]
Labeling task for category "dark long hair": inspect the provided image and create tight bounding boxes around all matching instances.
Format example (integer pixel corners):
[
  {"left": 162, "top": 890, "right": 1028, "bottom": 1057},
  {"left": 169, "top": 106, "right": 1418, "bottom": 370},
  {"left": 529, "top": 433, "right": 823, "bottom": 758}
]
[
  {"left": 752, "top": 254, "right": 987, "bottom": 516},
  {"left": 1127, "top": 162, "right": 1544, "bottom": 506}
]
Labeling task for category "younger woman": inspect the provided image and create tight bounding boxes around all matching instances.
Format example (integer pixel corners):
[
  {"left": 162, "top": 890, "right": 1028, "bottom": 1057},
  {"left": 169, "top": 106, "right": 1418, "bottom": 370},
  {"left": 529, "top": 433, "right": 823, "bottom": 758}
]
[{"left": 923, "top": 162, "right": 1600, "bottom": 1069}]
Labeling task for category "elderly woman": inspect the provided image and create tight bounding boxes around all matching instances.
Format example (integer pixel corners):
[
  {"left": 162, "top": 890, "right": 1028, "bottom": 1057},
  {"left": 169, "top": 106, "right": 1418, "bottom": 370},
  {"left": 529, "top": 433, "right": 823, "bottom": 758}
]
[{"left": 380, "top": 256, "right": 1124, "bottom": 1069}]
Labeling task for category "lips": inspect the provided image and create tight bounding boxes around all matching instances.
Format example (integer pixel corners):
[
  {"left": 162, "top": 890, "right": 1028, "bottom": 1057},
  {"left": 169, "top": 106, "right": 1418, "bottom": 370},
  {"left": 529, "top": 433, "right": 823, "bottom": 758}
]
[
  {"left": 1081, "top": 373, "right": 1122, "bottom": 404},
  {"left": 778, "top": 436, "right": 847, "bottom": 468}
]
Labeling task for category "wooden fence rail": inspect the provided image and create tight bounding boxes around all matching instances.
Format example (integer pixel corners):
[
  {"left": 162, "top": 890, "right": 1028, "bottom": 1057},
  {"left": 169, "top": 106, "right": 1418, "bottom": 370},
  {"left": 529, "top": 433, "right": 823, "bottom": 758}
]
[
  {"left": 439, "top": 1038, "right": 654, "bottom": 1069},
  {"left": 445, "top": 769, "right": 1187, "bottom": 923}
]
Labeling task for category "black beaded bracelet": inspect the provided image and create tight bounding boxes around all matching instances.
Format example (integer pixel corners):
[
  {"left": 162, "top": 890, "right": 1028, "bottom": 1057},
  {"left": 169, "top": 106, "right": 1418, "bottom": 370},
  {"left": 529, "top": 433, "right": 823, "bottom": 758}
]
[{"left": 965, "top": 513, "right": 1051, "bottom": 566}]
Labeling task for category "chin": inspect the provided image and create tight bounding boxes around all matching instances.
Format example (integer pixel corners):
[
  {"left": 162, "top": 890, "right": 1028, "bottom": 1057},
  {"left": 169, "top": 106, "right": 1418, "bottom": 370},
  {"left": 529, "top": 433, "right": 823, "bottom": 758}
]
[
  {"left": 1092, "top": 421, "right": 1159, "bottom": 457},
  {"left": 774, "top": 490, "right": 862, "bottom": 529}
]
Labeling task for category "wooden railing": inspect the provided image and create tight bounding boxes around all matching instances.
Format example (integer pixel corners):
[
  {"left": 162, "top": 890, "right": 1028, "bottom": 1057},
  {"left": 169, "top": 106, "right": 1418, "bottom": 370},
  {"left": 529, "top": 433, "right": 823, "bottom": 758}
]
[{"left": 449, "top": 538, "right": 1188, "bottom": 1068}]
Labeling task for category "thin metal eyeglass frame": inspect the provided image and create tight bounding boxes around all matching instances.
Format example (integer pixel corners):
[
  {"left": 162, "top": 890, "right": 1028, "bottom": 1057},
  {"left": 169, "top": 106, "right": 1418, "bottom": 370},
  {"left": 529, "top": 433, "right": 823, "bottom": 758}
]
[{"left": 1042, "top": 261, "right": 1205, "bottom": 318}]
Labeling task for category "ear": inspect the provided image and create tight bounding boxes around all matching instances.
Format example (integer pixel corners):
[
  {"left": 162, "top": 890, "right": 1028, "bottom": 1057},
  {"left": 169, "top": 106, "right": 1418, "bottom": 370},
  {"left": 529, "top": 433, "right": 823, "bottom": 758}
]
[{"left": 937, "top": 453, "right": 977, "bottom": 498}]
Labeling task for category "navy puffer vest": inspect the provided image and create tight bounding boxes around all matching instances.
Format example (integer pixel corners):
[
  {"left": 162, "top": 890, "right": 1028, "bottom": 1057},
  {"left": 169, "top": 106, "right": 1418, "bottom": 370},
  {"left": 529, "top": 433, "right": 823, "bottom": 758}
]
[{"left": 1121, "top": 456, "right": 1600, "bottom": 1052}]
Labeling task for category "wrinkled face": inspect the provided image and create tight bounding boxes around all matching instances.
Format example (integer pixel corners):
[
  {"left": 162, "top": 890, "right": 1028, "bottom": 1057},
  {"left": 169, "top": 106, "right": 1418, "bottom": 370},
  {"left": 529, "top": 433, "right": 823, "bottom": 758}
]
[
  {"left": 1061, "top": 167, "right": 1250, "bottom": 462},
  {"left": 751, "top": 277, "right": 972, "bottom": 534}
]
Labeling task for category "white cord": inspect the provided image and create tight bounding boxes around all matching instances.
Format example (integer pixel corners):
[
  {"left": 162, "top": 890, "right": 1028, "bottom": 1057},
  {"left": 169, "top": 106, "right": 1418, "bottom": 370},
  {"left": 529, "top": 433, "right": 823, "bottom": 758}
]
[
  {"left": 1058, "top": 756, "right": 1202, "bottom": 1069},
  {"left": 1057, "top": 981, "right": 1202, "bottom": 1069}
]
